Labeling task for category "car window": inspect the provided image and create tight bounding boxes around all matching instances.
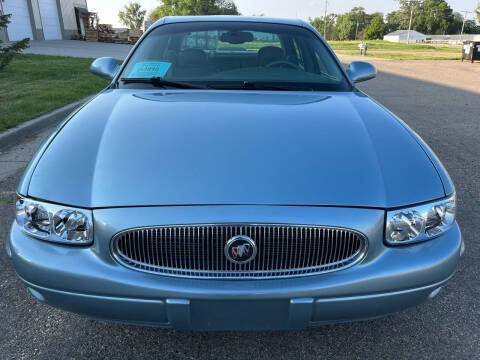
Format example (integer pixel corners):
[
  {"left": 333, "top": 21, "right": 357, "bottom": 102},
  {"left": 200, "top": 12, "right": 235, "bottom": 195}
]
[{"left": 120, "top": 22, "right": 350, "bottom": 92}]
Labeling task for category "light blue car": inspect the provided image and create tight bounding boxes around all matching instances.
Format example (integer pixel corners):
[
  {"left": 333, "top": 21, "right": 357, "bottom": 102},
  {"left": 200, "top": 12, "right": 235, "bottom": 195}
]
[{"left": 7, "top": 16, "right": 464, "bottom": 331}]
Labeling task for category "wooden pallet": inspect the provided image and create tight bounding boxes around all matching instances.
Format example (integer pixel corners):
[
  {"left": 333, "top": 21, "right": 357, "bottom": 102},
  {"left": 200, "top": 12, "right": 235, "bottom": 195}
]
[{"left": 85, "top": 29, "right": 98, "bottom": 42}]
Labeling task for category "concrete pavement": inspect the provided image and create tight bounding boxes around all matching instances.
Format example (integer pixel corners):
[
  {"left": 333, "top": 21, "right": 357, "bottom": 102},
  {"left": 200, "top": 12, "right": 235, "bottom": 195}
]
[
  {"left": 0, "top": 126, "right": 52, "bottom": 179},
  {"left": 23, "top": 40, "right": 133, "bottom": 60}
]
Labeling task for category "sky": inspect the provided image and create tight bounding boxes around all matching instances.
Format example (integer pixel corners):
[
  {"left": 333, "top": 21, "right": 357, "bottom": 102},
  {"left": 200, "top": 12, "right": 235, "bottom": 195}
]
[{"left": 87, "top": 0, "right": 479, "bottom": 28}]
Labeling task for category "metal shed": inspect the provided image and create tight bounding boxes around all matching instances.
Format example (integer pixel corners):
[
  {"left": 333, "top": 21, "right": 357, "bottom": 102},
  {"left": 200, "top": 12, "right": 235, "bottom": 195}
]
[{"left": 383, "top": 30, "right": 427, "bottom": 43}]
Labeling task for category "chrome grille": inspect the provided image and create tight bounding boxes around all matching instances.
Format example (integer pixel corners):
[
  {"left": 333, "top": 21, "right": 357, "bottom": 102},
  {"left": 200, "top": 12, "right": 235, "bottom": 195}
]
[{"left": 111, "top": 224, "right": 367, "bottom": 279}]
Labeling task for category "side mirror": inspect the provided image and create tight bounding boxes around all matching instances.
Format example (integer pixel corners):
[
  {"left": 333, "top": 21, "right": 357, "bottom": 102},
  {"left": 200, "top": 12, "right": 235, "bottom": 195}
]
[
  {"left": 90, "top": 57, "right": 119, "bottom": 80},
  {"left": 346, "top": 61, "right": 377, "bottom": 83}
]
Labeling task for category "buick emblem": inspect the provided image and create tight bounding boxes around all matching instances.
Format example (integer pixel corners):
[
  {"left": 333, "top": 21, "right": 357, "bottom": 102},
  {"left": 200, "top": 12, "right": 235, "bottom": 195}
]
[{"left": 224, "top": 235, "right": 257, "bottom": 264}]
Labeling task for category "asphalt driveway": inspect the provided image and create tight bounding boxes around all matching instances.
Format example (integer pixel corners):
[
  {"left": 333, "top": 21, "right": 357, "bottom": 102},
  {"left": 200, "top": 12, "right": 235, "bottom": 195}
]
[{"left": 0, "top": 67, "right": 478, "bottom": 359}]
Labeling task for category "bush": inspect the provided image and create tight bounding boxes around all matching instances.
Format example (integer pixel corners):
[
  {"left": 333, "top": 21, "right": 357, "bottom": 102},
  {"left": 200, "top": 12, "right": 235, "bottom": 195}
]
[{"left": 0, "top": 12, "right": 30, "bottom": 71}]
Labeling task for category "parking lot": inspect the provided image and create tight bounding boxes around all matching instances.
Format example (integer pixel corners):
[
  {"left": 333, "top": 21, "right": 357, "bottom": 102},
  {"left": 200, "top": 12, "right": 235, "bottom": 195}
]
[{"left": 0, "top": 60, "right": 479, "bottom": 359}]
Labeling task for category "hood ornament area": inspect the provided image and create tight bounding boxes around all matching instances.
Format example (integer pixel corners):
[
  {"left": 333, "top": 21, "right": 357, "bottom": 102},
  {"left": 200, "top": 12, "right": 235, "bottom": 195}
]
[{"left": 224, "top": 235, "right": 257, "bottom": 264}]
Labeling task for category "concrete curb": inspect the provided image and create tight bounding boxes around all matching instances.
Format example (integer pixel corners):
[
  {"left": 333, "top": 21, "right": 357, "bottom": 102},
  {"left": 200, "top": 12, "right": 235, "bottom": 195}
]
[{"left": 0, "top": 97, "right": 92, "bottom": 152}]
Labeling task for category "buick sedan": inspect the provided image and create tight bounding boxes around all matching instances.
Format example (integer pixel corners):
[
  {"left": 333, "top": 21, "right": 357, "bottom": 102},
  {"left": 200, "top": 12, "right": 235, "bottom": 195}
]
[{"left": 6, "top": 16, "right": 464, "bottom": 331}]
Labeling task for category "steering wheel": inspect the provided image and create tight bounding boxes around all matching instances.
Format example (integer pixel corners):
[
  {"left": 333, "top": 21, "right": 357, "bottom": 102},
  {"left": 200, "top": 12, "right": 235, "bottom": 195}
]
[{"left": 266, "top": 60, "right": 301, "bottom": 70}]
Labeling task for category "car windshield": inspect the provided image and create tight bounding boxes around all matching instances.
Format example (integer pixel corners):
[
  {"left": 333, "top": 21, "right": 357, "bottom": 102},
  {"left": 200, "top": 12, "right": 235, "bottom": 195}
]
[{"left": 119, "top": 21, "right": 351, "bottom": 91}]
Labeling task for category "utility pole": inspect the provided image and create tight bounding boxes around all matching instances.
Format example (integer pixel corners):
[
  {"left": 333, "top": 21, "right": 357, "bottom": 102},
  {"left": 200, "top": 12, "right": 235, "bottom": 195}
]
[
  {"left": 460, "top": 10, "right": 473, "bottom": 41},
  {"left": 323, "top": 0, "right": 328, "bottom": 39},
  {"left": 355, "top": 20, "right": 360, "bottom": 40},
  {"left": 406, "top": 1, "right": 415, "bottom": 44}
]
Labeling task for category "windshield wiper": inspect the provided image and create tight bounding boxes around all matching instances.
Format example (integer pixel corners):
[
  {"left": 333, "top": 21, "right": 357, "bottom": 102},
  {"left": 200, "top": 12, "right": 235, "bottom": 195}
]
[
  {"left": 120, "top": 77, "right": 204, "bottom": 89},
  {"left": 208, "top": 81, "right": 314, "bottom": 92}
]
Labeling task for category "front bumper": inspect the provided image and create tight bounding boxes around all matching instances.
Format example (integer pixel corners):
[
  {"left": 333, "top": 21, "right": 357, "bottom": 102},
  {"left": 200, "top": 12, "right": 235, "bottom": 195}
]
[{"left": 7, "top": 206, "right": 464, "bottom": 331}]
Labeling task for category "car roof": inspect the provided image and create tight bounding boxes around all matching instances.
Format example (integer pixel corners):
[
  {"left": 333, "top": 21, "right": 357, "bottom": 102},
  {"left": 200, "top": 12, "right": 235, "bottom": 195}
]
[{"left": 153, "top": 15, "right": 309, "bottom": 28}]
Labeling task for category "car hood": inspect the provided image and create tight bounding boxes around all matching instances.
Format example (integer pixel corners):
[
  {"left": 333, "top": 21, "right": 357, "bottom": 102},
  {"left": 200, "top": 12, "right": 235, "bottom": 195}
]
[{"left": 27, "top": 90, "right": 445, "bottom": 208}]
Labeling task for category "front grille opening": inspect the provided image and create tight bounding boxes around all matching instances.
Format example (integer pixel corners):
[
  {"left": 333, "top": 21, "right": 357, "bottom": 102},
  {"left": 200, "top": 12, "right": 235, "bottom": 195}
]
[{"left": 111, "top": 224, "right": 367, "bottom": 279}]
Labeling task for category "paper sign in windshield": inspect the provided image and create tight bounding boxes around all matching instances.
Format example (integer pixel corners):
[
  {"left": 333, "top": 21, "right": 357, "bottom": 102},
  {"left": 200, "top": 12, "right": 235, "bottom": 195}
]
[{"left": 127, "top": 61, "right": 172, "bottom": 78}]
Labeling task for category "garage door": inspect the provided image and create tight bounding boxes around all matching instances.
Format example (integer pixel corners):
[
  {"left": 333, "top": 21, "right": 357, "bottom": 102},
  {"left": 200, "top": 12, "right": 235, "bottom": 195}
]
[
  {"left": 2, "top": 0, "right": 33, "bottom": 41},
  {"left": 38, "top": 0, "right": 62, "bottom": 40}
]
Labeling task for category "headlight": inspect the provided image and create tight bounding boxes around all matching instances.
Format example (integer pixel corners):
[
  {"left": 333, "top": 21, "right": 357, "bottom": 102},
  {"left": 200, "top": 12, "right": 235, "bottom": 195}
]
[
  {"left": 385, "top": 194, "right": 456, "bottom": 245},
  {"left": 16, "top": 196, "right": 93, "bottom": 245}
]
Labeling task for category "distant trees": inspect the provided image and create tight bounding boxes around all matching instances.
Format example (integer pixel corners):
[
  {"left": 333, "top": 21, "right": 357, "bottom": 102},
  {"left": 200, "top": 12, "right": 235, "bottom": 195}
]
[
  {"left": 149, "top": 0, "right": 239, "bottom": 21},
  {"left": 335, "top": 13, "right": 355, "bottom": 40},
  {"left": 310, "top": 14, "right": 337, "bottom": 39},
  {"left": 364, "top": 16, "right": 387, "bottom": 40},
  {"left": 309, "top": 0, "right": 480, "bottom": 41},
  {"left": 418, "top": 0, "right": 454, "bottom": 34},
  {"left": 311, "top": 7, "right": 385, "bottom": 40},
  {"left": 118, "top": 2, "right": 146, "bottom": 30},
  {"left": 462, "top": 19, "right": 480, "bottom": 34}
]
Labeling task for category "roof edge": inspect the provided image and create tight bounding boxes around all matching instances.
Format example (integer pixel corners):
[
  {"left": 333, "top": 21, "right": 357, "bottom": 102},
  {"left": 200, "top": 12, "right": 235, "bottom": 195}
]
[{"left": 151, "top": 15, "right": 308, "bottom": 28}]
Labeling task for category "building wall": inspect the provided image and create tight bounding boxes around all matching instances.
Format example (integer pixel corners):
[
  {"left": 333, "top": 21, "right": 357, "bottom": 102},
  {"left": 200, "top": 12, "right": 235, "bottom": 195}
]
[
  {"left": 384, "top": 31, "right": 426, "bottom": 43},
  {"left": 30, "top": 0, "right": 45, "bottom": 40},
  {"left": 31, "top": 0, "right": 42, "bottom": 29},
  {"left": 0, "top": 1, "right": 7, "bottom": 42},
  {"left": 429, "top": 34, "right": 480, "bottom": 42},
  {"left": 1, "top": 0, "right": 38, "bottom": 41},
  {"left": 59, "top": 0, "right": 87, "bottom": 38},
  {"left": 2, "top": 0, "right": 89, "bottom": 41},
  {"left": 383, "top": 35, "right": 399, "bottom": 42}
]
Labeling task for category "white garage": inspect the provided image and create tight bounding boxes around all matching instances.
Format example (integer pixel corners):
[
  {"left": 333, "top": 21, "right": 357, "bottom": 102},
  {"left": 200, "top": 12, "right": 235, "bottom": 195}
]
[
  {"left": 38, "top": 0, "right": 62, "bottom": 40},
  {"left": 0, "top": 0, "right": 88, "bottom": 42},
  {"left": 2, "top": 0, "right": 33, "bottom": 41},
  {"left": 383, "top": 30, "right": 426, "bottom": 43}
]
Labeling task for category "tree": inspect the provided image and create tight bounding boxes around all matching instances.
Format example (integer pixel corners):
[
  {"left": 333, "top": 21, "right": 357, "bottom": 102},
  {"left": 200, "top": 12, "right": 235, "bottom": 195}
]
[
  {"left": 420, "top": 0, "right": 454, "bottom": 35},
  {"left": 476, "top": 2, "right": 480, "bottom": 23},
  {"left": 336, "top": 13, "right": 355, "bottom": 40},
  {"left": 364, "top": 16, "right": 387, "bottom": 40},
  {"left": 349, "top": 6, "right": 368, "bottom": 39},
  {"left": 118, "top": 1, "right": 146, "bottom": 30},
  {"left": 463, "top": 19, "right": 480, "bottom": 34},
  {"left": 386, "top": 0, "right": 456, "bottom": 35},
  {"left": 385, "top": 10, "right": 403, "bottom": 33},
  {"left": 0, "top": 1, "right": 29, "bottom": 71},
  {"left": 450, "top": 12, "right": 464, "bottom": 34},
  {"left": 149, "top": 0, "right": 239, "bottom": 21},
  {"left": 309, "top": 14, "right": 338, "bottom": 40}
]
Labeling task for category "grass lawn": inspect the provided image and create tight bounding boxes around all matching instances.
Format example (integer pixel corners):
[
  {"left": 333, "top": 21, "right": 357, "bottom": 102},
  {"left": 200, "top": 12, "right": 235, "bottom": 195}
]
[
  {"left": 336, "top": 51, "right": 461, "bottom": 60},
  {"left": 328, "top": 40, "right": 460, "bottom": 53},
  {"left": 0, "top": 54, "right": 110, "bottom": 132}
]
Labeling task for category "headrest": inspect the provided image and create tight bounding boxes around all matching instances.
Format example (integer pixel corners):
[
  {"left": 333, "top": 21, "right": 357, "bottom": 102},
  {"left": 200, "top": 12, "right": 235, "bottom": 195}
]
[
  {"left": 258, "top": 46, "right": 285, "bottom": 67},
  {"left": 179, "top": 49, "right": 207, "bottom": 67}
]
